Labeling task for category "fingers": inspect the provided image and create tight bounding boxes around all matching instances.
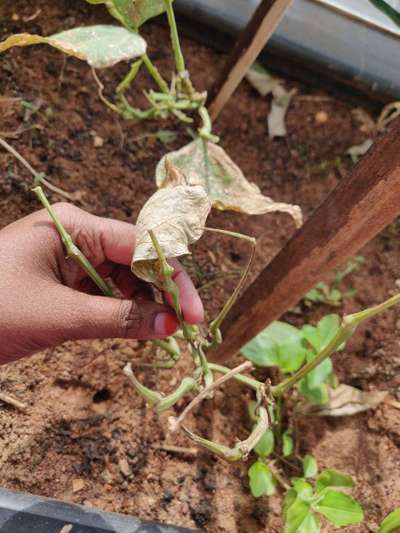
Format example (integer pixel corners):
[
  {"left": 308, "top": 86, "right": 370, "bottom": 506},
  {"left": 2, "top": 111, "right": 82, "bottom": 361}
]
[
  {"left": 61, "top": 288, "right": 179, "bottom": 341},
  {"left": 165, "top": 259, "right": 204, "bottom": 324},
  {"left": 52, "top": 203, "right": 136, "bottom": 267}
]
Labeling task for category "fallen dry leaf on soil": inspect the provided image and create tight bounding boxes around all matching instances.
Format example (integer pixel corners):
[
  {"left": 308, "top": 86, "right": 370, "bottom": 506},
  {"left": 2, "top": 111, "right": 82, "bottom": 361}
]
[
  {"left": 246, "top": 65, "right": 295, "bottom": 138},
  {"left": 346, "top": 139, "right": 373, "bottom": 163},
  {"left": 132, "top": 161, "right": 211, "bottom": 285},
  {"left": 268, "top": 85, "right": 295, "bottom": 138},
  {"left": 302, "top": 384, "right": 388, "bottom": 417},
  {"left": 156, "top": 139, "right": 302, "bottom": 226},
  {"left": 245, "top": 67, "right": 282, "bottom": 96}
]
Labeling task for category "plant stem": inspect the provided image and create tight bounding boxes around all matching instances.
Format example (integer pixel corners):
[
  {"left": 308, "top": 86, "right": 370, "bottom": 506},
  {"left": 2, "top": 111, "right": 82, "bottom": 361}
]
[
  {"left": 32, "top": 186, "right": 113, "bottom": 297},
  {"left": 142, "top": 53, "right": 170, "bottom": 94},
  {"left": 116, "top": 58, "right": 143, "bottom": 94},
  {"left": 198, "top": 107, "right": 219, "bottom": 143},
  {"left": 162, "top": 0, "right": 185, "bottom": 74},
  {"left": 268, "top": 461, "right": 290, "bottom": 490},
  {"left": 206, "top": 228, "right": 256, "bottom": 340},
  {"left": 0, "top": 137, "right": 75, "bottom": 201},
  {"left": 209, "top": 363, "right": 262, "bottom": 390},
  {"left": 272, "top": 292, "right": 400, "bottom": 397}
]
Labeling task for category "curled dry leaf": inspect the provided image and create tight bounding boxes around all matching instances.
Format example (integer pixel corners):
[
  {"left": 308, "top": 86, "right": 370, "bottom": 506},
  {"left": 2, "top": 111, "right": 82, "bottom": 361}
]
[
  {"left": 268, "top": 85, "right": 295, "bottom": 138},
  {"left": 156, "top": 139, "right": 302, "bottom": 226},
  {"left": 132, "top": 161, "right": 211, "bottom": 286},
  {"left": 301, "top": 384, "right": 388, "bottom": 417},
  {"left": 0, "top": 25, "right": 147, "bottom": 68},
  {"left": 245, "top": 67, "right": 282, "bottom": 97},
  {"left": 346, "top": 139, "right": 373, "bottom": 163},
  {"left": 246, "top": 65, "right": 295, "bottom": 138}
]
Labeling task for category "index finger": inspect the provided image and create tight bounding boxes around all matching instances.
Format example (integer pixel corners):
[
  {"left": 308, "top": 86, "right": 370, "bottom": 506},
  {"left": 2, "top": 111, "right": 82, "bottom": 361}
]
[{"left": 166, "top": 258, "right": 204, "bottom": 325}]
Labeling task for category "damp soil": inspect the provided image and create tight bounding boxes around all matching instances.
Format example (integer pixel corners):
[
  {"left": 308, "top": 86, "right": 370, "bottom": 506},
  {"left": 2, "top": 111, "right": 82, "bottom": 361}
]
[{"left": 0, "top": 1, "right": 399, "bottom": 531}]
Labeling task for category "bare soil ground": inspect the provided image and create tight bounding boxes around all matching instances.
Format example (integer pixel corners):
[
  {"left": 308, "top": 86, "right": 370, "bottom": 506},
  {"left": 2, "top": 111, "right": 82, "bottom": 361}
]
[{"left": 0, "top": 1, "right": 399, "bottom": 531}]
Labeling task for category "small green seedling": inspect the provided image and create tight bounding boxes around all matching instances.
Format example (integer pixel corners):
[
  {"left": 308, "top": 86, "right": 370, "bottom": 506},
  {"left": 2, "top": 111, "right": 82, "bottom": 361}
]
[
  {"left": 248, "top": 402, "right": 364, "bottom": 532},
  {"left": 241, "top": 302, "right": 400, "bottom": 531},
  {"left": 378, "top": 508, "right": 400, "bottom": 533},
  {"left": 303, "top": 256, "right": 364, "bottom": 307}
]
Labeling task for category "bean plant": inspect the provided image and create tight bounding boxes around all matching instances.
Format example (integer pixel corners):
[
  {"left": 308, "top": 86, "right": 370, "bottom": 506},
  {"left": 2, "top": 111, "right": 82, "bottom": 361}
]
[{"left": 1, "top": 2, "right": 400, "bottom": 531}]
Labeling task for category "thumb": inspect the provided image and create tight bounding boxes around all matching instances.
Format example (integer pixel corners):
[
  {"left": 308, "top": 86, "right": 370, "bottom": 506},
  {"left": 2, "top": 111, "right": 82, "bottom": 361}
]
[{"left": 61, "top": 289, "right": 179, "bottom": 341}]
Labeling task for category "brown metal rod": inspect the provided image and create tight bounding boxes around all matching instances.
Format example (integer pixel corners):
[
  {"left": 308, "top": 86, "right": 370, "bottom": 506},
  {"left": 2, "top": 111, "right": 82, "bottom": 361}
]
[
  {"left": 210, "top": 116, "right": 400, "bottom": 362},
  {"left": 207, "top": 0, "right": 293, "bottom": 121}
]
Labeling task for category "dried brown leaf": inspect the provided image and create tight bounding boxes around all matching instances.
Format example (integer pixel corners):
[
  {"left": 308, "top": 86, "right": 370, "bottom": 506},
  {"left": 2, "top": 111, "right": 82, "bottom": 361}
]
[
  {"left": 246, "top": 65, "right": 294, "bottom": 138},
  {"left": 302, "top": 384, "right": 388, "bottom": 417},
  {"left": 246, "top": 67, "right": 282, "bottom": 97},
  {"left": 156, "top": 139, "right": 302, "bottom": 226},
  {"left": 132, "top": 162, "right": 211, "bottom": 285}
]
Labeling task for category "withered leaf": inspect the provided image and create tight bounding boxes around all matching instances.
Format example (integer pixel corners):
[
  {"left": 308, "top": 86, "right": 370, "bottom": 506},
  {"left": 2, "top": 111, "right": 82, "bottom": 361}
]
[
  {"left": 156, "top": 139, "right": 302, "bottom": 226},
  {"left": 0, "top": 25, "right": 147, "bottom": 68},
  {"left": 132, "top": 161, "right": 211, "bottom": 286},
  {"left": 302, "top": 384, "right": 388, "bottom": 417},
  {"left": 246, "top": 65, "right": 294, "bottom": 138}
]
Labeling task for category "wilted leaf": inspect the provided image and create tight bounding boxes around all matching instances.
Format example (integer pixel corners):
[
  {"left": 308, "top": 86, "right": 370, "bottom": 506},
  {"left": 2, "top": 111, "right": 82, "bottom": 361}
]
[
  {"left": 268, "top": 85, "right": 294, "bottom": 138},
  {"left": 248, "top": 460, "right": 276, "bottom": 497},
  {"left": 156, "top": 139, "right": 302, "bottom": 225},
  {"left": 87, "top": 0, "right": 170, "bottom": 30},
  {"left": 301, "top": 384, "right": 388, "bottom": 417},
  {"left": 346, "top": 139, "right": 373, "bottom": 163},
  {"left": 132, "top": 161, "right": 211, "bottom": 286},
  {"left": 246, "top": 65, "right": 282, "bottom": 96},
  {"left": 378, "top": 508, "right": 400, "bottom": 533},
  {"left": 246, "top": 64, "right": 294, "bottom": 138},
  {"left": 314, "top": 489, "right": 364, "bottom": 526},
  {"left": 0, "top": 25, "right": 147, "bottom": 68}
]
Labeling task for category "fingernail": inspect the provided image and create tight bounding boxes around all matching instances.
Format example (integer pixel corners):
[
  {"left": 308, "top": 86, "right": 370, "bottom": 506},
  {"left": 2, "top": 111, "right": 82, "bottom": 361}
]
[{"left": 155, "top": 312, "right": 179, "bottom": 336}]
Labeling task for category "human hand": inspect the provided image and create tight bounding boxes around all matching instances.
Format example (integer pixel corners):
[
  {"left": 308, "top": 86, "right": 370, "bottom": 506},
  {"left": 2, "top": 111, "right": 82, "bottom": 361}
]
[{"left": 0, "top": 203, "right": 204, "bottom": 364}]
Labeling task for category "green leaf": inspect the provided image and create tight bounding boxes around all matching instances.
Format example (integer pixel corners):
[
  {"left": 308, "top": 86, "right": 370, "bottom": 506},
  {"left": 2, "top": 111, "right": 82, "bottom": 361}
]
[
  {"left": 254, "top": 429, "right": 275, "bottom": 458},
  {"left": 315, "top": 489, "right": 364, "bottom": 526},
  {"left": 297, "top": 512, "right": 320, "bottom": 533},
  {"left": 283, "top": 489, "right": 297, "bottom": 519},
  {"left": 378, "top": 508, "right": 400, "bottom": 533},
  {"left": 317, "top": 314, "right": 341, "bottom": 349},
  {"left": 248, "top": 460, "right": 276, "bottom": 497},
  {"left": 283, "top": 430, "right": 294, "bottom": 457},
  {"left": 284, "top": 499, "right": 314, "bottom": 533},
  {"left": 302, "top": 314, "right": 340, "bottom": 353},
  {"left": 305, "top": 356, "right": 333, "bottom": 390},
  {"left": 0, "top": 25, "right": 147, "bottom": 69},
  {"left": 156, "top": 129, "right": 177, "bottom": 146},
  {"left": 86, "top": 0, "right": 170, "bottom": 30},
  {"left": 292, "top": 479, "right": 314, "bottom": 501},
  {"left": 316, "top": 469, "right": 354, "bottom": 493},
  {"left": 303, "top": 455, "right": 318, "bottom": 478},
  {"left": 298, "top": 379, "right": 329, "bottom": 404},
  {"left": 241, "top": 329, "right": 280, "bottom": 367}
]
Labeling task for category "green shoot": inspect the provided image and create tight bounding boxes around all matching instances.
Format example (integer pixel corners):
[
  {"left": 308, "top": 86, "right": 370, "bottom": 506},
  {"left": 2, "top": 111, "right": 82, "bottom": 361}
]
[{"left": 303, "top": 256, "right": 364, "bottom": 307}]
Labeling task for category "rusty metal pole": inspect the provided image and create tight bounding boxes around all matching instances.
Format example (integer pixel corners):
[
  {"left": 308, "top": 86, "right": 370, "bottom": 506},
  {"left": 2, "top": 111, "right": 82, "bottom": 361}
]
[
  {"left": 207, "top": 0, "right": 293, "bottom": 121},
  {"left": 210, "top": 117, "right": 400, "bottom": 362}
]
